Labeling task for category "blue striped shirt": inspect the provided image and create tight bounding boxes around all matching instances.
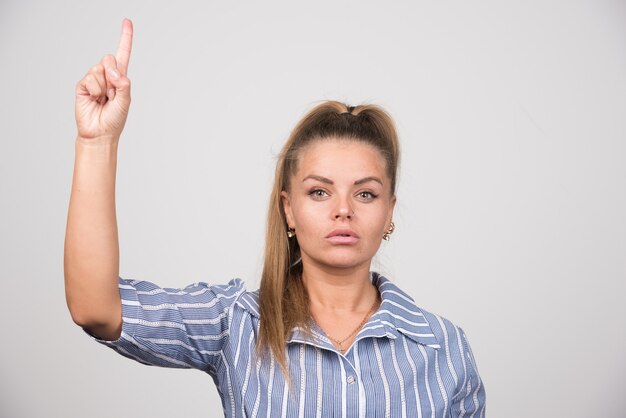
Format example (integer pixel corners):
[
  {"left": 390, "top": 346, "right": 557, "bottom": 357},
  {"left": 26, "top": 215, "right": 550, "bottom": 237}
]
[{"left": 89, "top": 272, "right": 486, "bottom": 417}]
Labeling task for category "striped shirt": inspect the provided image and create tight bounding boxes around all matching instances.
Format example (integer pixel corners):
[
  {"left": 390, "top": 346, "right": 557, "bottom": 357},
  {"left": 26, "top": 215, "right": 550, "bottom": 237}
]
[{"left": 89, "top": 272, "right": 486, "bottom": 417}]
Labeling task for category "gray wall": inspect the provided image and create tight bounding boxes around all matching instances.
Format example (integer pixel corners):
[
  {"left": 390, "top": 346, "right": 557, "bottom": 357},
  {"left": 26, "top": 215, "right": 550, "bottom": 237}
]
[{"left": 1, "top": 0, "right": 624, "bottom": 417}]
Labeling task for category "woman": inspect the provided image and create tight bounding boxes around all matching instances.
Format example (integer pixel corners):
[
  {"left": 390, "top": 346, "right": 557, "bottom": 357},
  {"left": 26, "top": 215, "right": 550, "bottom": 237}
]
[{"left": 65, "top": 19, "right": 486, "bottom": 417}]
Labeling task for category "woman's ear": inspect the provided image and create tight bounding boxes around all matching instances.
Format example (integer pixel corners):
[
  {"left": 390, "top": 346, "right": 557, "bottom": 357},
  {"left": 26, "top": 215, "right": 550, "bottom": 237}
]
[
  {"left": 281, "top": 190, "right": 295, "bottom": 228},
  {"left": 388, "top": 195, "right": 397, "bottom": 223}
]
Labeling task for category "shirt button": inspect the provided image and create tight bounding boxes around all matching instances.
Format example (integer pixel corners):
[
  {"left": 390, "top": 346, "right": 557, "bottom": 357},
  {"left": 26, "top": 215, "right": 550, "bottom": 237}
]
[{"left": 347, "top": 376, "right": 355, "bottom": 384}]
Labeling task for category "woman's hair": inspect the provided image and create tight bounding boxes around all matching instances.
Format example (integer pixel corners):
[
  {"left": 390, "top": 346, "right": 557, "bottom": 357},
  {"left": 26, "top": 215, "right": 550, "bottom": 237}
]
[{"left": 257, "top": 100, "right": 400, "bottom": 374}]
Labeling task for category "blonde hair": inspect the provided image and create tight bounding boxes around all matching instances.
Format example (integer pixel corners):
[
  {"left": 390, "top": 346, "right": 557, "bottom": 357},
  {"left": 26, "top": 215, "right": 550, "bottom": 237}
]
[{"left": 257, "top": 100, "right": 400, "bottom": 374}]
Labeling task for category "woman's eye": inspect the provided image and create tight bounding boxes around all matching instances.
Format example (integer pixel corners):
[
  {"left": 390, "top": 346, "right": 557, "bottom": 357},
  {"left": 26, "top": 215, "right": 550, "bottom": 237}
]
[
  {"left": 357, "top": 191, "right": 377, "bottom": 200},
  {"left": 309, "top": 189, "right": 329, "bottom": 199}
]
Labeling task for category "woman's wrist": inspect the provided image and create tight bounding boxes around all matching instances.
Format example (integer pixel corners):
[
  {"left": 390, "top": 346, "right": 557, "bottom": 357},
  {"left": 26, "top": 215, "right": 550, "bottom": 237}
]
[
  {"left": 76, "top": 134, "right": 120, "bottom": 146},
  {"left": 75, "top": 135, "right": 120, "bottom": 163}
]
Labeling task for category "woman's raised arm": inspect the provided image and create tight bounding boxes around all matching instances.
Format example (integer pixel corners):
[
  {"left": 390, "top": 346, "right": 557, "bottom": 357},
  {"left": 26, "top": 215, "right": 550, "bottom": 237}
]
[{"left": 64, "top": 19, "right": 133, "bottom": 340}]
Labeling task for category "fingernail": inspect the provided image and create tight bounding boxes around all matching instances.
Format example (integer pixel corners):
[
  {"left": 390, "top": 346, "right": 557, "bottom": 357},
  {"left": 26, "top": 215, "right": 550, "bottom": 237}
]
[
  {"left": 107, "top": 88, "right": 116, "bottom": 101},
  {"left": 107, "top": 67, "right": 120, "bottom": 80}
]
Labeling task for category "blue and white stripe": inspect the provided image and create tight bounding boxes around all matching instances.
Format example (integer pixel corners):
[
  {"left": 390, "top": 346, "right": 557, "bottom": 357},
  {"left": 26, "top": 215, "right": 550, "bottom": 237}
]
[{"left": 90, "top": 272, "right": 486, "bottom": 417}]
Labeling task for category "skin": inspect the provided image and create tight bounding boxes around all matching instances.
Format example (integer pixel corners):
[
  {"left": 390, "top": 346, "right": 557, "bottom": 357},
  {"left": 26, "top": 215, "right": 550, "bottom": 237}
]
[
  {"left": 65, "top": 19, "right": 133, "bottom": 340},
  {"left": 282, "top": 139, "right": 396, "bottom": 351}
]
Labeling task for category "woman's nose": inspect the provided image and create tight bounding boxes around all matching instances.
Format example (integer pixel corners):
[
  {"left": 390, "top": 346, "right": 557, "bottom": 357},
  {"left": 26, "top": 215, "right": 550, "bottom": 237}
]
[{"left": 334, "top": 199, "right": 354, "bottom": 220}]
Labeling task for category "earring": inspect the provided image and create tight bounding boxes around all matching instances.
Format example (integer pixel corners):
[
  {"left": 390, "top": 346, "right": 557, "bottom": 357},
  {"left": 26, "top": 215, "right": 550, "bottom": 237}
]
[
  {"left": 382, "top": 221, "right": 395, "bottom": 241},
  {"left": 287, "top": 227, "right": 296, "bottom": 238}
]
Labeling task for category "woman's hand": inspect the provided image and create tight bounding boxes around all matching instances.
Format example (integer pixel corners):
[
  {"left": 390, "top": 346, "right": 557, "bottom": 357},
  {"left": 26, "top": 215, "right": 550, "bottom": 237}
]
[{"left": 75, "top": 19, "right": 133, "bottom": 141}]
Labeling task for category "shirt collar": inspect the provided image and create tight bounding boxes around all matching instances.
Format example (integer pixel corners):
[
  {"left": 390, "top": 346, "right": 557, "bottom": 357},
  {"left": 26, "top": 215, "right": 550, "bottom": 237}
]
[
  {"left": 287, "top": 272, "right": 441, "bottom": 350},
  {"left": 366, "top": 272, "right": 441, "bottom": 349}
]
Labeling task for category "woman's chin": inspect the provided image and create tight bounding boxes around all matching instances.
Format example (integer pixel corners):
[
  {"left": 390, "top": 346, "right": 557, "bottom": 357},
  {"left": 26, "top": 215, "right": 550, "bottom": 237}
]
[
  {"left": 313, "top": 256, "right": 371, "bottom": 272},
  {"left": 300, "top": 246, "right": 376, "bottom": 272}
]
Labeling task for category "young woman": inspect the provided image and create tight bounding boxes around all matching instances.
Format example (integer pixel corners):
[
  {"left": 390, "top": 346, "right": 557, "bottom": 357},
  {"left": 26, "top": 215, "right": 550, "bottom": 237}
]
[{"left": 65, "top": 19, "right": 486, "bottom": 417}]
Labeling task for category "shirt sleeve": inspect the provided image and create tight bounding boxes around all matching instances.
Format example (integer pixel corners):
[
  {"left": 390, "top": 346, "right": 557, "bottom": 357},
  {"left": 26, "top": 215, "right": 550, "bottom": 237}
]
[
  {"left": 84, "top": 276, "right": 246, "bottom": 374},
  {"left": 450, "top": 327, "right": 487, "bottom": 417}
]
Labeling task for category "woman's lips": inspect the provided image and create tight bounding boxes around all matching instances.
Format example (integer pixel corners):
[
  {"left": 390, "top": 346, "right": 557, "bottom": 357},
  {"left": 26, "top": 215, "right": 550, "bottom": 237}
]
[{"left": 326, "top": 229, "right": 360, "bottom": 245}]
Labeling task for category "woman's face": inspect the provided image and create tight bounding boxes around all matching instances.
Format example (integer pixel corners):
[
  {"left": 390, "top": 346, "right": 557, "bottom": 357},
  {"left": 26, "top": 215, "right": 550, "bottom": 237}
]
[{"left": 282, "top": 138, "right": 396, "bottom": 273}]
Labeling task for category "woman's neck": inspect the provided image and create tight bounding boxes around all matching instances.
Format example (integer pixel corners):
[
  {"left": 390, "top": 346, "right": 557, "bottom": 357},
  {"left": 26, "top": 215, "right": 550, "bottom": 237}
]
[{"left": 301, "top": 263, "right": 378, "bottom": 313}]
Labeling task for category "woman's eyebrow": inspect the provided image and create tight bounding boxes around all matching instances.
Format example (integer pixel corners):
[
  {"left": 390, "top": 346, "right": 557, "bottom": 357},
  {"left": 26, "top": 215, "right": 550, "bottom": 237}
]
[
  {"left": 354, "top": 176, "right": 383, "bottom": 186},
  {"left": 302, "top": 175, "right": 383, "bottom": 186},
  {"left": 302, "top": 175, "right": 333, "bottom": 184}
]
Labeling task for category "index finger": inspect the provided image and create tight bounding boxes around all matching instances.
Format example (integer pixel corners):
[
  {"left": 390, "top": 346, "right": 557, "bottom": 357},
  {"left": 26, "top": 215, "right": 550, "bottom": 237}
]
[{"left": 115, "top": 18, "right": 133, "bottom": 76}]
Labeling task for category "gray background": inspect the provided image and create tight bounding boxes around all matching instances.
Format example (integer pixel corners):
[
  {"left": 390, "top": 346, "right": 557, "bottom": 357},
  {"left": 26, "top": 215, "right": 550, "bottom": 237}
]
[{"left": 1, "top": 0, "right": 625, "bottom": 417}]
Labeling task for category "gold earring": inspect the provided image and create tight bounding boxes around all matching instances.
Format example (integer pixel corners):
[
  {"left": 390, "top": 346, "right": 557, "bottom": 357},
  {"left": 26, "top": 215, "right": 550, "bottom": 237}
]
[
  {"left": 287, "top": 227, "right": 296, "bottom": 238},
  {"left": 382, "top": 221, "right": 395, "bottom": 241}
]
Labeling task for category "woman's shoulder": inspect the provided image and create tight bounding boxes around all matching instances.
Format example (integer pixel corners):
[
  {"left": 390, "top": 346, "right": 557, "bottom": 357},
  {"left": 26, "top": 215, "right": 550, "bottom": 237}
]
[{"left": 233, "top": 286, "right": 261, "bottom": 317}]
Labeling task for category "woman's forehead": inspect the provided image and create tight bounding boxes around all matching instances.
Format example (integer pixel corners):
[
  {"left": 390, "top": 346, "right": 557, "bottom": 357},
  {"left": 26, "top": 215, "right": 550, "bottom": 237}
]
[
  {"left": 300, "top": 139, "right": 385, "bottom": 163},
  {"left": 292, "top": 139, "right": 388, "bottom": 181}
]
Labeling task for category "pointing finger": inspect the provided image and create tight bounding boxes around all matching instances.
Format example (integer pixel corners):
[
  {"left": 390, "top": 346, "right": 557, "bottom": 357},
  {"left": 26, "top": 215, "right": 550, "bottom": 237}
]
[{"left": 115, "top": 18, "right": 133, "bottom": 76}]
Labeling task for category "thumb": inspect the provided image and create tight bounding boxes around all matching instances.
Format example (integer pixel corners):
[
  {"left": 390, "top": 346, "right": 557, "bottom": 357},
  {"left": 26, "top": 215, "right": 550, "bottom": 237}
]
[{"left": 106, "top": 66, "right": 131, "bottom": 107}]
